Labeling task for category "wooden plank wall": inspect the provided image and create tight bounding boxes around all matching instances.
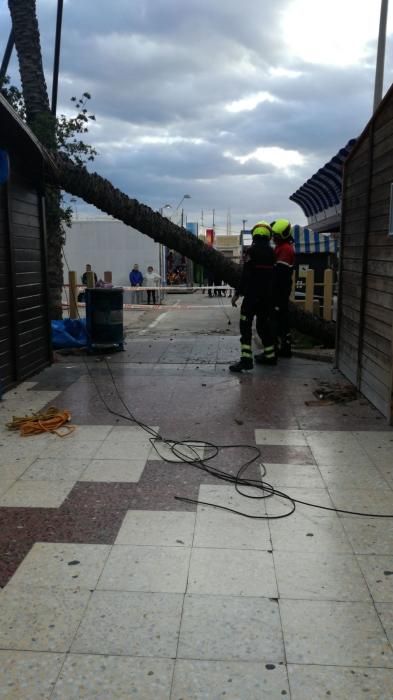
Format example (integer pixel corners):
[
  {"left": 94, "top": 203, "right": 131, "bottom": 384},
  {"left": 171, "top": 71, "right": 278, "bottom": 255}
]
[
  {"left": 361, "top": 104, "right": 393, "bottom": 418},
  {"left": 10, "top": 176, "right": 50, "bottom": 383},
  {"left": 338, "top": 137, "right": 370, "bottom": 386},
  {"left": 0, "top": 186, "right": 14, "bottom": 389},
  {"left": 0, "top": 171, "right": 50, "bottom": 391},
  {"left": 338, "top": 97, "right": 393, "bottom": 419}
]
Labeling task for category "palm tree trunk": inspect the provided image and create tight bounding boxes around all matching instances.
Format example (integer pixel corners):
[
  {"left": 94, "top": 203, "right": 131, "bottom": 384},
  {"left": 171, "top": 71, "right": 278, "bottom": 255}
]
[
  {"left": 47, "top": 155, "right": 336, "bottom": 344},
  {"left": 8, "top": 0, "right": 239, "bottom": 313},
  {"left": 7, "top": 0, "right": 335, "bottom": 346},
  {"left": 47, "top": 153, "right": 336, "bottom": 342},
  {"left": 8, "top": 0, "right": 63, "bottom": 319},
  {"left": 7, "top": 0, "right": 50, "bottom": 125},
  {"left": 49, "top": 153, "right": 242, "bottom": 288}
]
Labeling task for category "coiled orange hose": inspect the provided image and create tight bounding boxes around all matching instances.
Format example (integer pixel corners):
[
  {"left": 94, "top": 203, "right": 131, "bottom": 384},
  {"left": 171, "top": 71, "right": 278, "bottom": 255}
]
[{"left": 6, "top": 407, "right": 75, "bottom": 437}]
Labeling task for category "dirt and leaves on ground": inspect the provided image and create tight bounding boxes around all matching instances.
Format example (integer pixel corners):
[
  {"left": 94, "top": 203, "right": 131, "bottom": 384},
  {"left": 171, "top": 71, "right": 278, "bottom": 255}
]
[{"left": 305, "top": 381, "right": 358, "bottom": 406}]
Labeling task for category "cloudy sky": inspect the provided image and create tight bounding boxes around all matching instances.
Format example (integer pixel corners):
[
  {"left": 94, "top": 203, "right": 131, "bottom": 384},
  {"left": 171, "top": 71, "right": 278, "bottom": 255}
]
[{"left": 2, "top": 0, "right": 393, "bottom": 232}]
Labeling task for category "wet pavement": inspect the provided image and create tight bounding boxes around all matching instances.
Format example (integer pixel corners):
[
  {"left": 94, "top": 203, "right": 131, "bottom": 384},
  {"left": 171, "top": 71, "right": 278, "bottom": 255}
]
[{"left": 0, "top": 293, "right": 393, "bottom": 698}]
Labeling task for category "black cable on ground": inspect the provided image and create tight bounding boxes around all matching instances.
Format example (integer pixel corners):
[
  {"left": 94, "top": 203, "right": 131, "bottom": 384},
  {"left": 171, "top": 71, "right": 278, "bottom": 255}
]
[
  {"left": 216, "top": 289, "right": 233, "bottom": 326},
  {"left": 60, "top": 255, "right": 393, "bottom": 520},
  {"left": 102, "top": 356, "right": 393, "bottom": 520}
]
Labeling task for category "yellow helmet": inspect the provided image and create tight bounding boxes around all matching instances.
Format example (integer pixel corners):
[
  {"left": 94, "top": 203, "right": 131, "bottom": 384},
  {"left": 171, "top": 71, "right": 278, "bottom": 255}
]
[
  {"left": 251, "top": 221, "right": 272, "bottom": 238},
  {"left": 270, "top": 219, "right": 292, "bottom": 240}
]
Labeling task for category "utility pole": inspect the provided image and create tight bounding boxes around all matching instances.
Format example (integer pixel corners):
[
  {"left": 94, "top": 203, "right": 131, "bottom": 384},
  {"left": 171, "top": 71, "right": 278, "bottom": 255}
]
[
  {"left": 212, "top": 209, "right": 215, "bottom": 227},
  {"left": 0, "top": 30, "right": 14, "bottom": 83},
  {"left": 242, "top": 218, "right": 247, "bottom": 231},
  {"left": 373, "top": 0, "right": 389, "bottom": 112},
  {"left": 51, "top": 0, "right": 64, "bottom": 115}
]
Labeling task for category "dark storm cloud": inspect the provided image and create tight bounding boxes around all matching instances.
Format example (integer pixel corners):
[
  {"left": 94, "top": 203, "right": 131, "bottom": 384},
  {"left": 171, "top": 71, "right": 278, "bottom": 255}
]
[
  {"left": 1, "top": 0, "right": 390, "bottom": 226},
  {"left": 218, "top": 63, "right": 375, "bottom": 155},
  {"left": 95, "top": 138, "right": 278, "bottom": 183}
]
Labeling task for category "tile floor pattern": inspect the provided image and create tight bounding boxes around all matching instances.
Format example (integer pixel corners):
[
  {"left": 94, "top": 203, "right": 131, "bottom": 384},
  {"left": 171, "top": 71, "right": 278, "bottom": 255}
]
[
  {"left": 0, "top": 424, "right": 162, "bottom": 508},
  {"left": 1, "top": 384, "right": 393, "bottom": 696}
]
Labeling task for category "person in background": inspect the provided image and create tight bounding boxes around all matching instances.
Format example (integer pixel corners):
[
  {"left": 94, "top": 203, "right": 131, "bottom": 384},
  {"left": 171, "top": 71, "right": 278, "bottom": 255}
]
[
  {"left": 78, "top": 264, "right": 97, "bottom": 301},
  {"left": 202, "top": 268, "right": 208, "bottom": 294},
  {"left": 81, "top": 264, "right": 97, "bottom": 286},
  {"left": 207, "top": 272, "right": 215, "bottom": 297},
  {"left": 144, "top": 265, "right": 162, "bottom": 304},
  {"left": 214, "top": 274, "right": 222, "bottom": 297},
  {"left": 229, "top": 221, "right": 276, "bottom": 372},
  {"left": 129, "top": 264, "right": 143, "bottom": 287}
]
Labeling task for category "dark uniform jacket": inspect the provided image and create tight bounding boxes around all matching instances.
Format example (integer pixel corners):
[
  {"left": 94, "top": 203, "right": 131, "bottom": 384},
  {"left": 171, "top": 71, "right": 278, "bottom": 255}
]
[{"left": 237, "top": 238, "right": 275, "bottom": 299}]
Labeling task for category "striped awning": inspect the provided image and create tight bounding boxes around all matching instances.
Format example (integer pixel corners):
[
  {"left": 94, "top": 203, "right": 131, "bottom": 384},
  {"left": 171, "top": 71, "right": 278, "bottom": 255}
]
[
  {"left": 292, "top": 225, "right": 338, "bottom": 254},
  {"left": 289, "top": 139, "right": 357, "bottom": 217}
]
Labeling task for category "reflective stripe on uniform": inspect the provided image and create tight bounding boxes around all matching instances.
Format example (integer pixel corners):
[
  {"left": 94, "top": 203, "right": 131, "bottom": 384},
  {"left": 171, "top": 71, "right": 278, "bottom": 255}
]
[
  {"left": 240, "top": 314, "right": 247, "bottom": 321},
  {"left": 241, "top": 344, "right": 252, "bottom": 350},
  {"left": 241, "top": 351, "right": 253, "bottom": 358},
  {"left": 264, "top": 345, "right": 276, "bottom": 358}
]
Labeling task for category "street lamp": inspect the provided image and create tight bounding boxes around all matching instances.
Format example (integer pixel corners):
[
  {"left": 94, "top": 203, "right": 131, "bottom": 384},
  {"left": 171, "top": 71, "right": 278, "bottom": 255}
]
[
  {"left": 174, "top": 194, "right": 191, "bottom": 228},
  {"left": 175, "top": 194, "right": 191, "bottom": 210},
  {"left": 159, "top": 204, "right": 172, "bottom": 216},
  {"left": 158, "top": 205, "right": 172, "bottom": 283},
  {"left": 70, "top": 197, "right": 78, "bottom": 219}
]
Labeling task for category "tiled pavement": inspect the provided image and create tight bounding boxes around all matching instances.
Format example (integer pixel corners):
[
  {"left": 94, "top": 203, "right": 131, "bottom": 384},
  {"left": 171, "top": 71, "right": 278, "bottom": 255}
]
[{"left": 1, "top": 335, "right": 393, "bottom": 698}]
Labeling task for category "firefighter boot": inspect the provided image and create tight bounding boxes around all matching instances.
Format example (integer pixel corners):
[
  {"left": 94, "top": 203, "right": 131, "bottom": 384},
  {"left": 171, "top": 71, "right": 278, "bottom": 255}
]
[
  {"left": 254, "top": 353, "right": 277, "bottom": 366},
  {"left": 254, "top": 343, "right": 277, "bottom": 365},
  {"left": 229, "top": 357, "right": 254, "bottom": 372},
  {"left": 278, "top": 345, "right": 292, "bottom": 358},
  {"left": 278, "top": 334, "right": 292, "bottom": 358}
]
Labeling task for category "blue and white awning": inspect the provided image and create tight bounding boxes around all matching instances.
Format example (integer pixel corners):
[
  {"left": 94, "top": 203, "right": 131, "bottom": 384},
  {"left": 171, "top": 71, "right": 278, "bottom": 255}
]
[
  {"left": 292, "top": 225, "right": 338, "bottom": 254},
  {"left": 289, "top": 139, "right": 357, "bottom": 218}
]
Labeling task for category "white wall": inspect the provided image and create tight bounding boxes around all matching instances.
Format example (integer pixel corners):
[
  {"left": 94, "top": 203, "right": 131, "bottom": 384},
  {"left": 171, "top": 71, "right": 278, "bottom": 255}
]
[{"left": 64, "top": 216, "right": 161, "bottom": 286}]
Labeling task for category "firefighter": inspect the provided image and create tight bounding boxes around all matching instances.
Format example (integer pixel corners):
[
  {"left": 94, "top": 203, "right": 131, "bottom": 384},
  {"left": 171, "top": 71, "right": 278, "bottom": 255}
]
[
  {"left": 229, "top": 221, "right": 277, "bottom": 372},
  {"left": 256, "top": 218, "right": 295, "bottom": 363}
]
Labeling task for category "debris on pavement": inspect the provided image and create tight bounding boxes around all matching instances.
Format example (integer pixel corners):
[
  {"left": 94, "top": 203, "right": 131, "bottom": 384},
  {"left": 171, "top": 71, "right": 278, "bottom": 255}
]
[{"left": 305, "top": 381, "right": 357, "bottom": 406}]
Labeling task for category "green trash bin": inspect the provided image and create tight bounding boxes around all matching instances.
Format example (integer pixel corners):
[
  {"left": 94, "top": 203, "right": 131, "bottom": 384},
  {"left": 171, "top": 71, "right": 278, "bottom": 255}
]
[{"left": 85, "top": 288, "right": 124, "bottom": 351}]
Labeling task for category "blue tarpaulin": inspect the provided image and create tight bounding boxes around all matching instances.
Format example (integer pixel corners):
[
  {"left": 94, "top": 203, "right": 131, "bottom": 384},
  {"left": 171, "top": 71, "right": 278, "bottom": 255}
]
[
  {"left": 51, "top": 319, "right": 87, "bottom": 349},
  {"left": 0, "top": 149, "right": 9, "bottom": 184}
]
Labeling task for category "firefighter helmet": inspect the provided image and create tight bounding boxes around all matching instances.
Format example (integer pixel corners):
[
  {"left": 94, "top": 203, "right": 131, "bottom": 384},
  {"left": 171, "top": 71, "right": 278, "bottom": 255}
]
[
  {"left": 251, "top": 221, "right": 272, "bottom": 238},
  {"left": 270, "top": 219, "right": 292, "bottom": 240}
]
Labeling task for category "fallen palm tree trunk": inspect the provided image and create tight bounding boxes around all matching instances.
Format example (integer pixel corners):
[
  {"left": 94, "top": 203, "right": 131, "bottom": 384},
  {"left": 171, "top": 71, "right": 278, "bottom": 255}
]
[
  {"left": 47, "top": 153, "right": 242, "bottom": 290},
  {"left": 8, "top": 0, "right": 336, "bottom": 345},
  {"left": 47, "top": 152, "right": 336, "bottom": 346},
  {"left": 290, "top": 303, "right": 336, "bottom": 348}
]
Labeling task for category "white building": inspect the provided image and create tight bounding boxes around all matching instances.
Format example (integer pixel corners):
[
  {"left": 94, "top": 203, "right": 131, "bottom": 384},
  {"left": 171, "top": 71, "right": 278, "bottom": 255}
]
[{"left": 64, "top": 215, "right": 161, "bottom": 286}]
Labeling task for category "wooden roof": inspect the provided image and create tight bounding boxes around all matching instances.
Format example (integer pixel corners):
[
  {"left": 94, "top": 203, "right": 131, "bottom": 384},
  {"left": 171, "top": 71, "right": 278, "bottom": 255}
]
[{"left": 0, "top": 92, "right": 55, "bottom": 175}]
